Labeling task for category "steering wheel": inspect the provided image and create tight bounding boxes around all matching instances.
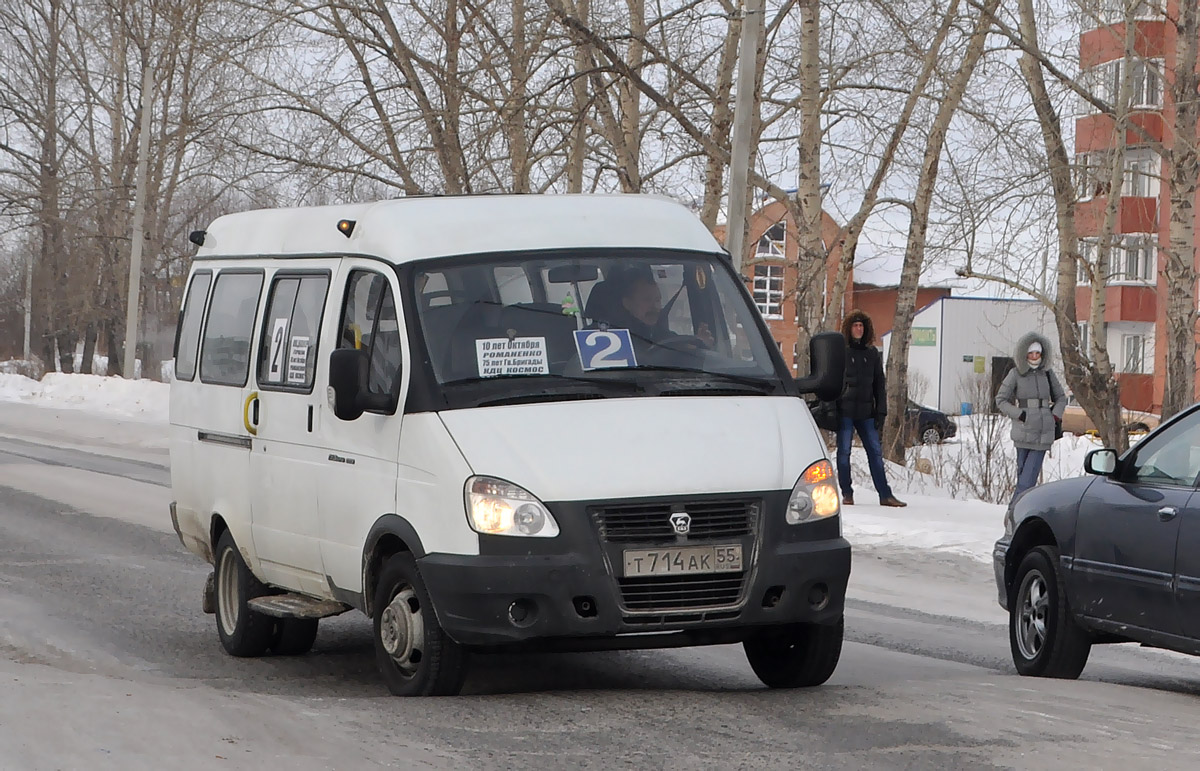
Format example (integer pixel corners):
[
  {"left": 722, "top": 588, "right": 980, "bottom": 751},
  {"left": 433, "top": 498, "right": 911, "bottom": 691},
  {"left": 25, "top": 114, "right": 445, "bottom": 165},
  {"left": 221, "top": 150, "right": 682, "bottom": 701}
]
[{"left": 656, "top": 334, "right": 710, "bottom": 352}]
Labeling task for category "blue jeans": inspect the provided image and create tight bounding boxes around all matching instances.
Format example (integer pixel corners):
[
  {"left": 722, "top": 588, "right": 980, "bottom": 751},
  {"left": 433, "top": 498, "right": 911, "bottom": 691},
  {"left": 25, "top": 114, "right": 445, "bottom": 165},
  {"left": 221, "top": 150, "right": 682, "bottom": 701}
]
[
  {"left": 836, "top": 416, "right": 894, "bottom": 500},
  {"left": 1013, "top": 448, "right": 1047, "bottom": 503}
]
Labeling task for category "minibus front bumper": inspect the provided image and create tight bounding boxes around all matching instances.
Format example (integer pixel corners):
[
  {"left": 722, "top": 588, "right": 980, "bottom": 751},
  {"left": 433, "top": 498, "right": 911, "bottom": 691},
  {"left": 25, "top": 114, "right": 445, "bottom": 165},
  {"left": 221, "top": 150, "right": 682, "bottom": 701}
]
[{"left": 417, "top": 494, "right": 850, "bottom": 649}]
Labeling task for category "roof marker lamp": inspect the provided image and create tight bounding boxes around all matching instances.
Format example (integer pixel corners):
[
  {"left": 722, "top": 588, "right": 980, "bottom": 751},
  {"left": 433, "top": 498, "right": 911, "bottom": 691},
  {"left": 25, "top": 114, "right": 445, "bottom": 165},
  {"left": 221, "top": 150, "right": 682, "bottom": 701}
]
[
  {"left": 465, "top": 476, "right": 560, "bottom": 537},
  {"left": 337, "top": 219, "right": 356, "bottom": 238},
  {"left": 786, "top": 460, "right": 840, "bottom": 524}
]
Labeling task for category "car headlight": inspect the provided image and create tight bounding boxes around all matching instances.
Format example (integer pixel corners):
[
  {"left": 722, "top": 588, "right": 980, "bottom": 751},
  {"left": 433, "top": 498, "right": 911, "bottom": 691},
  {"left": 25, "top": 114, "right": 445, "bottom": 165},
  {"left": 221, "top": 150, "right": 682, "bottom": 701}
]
[
  {"left": 786, "top": 460, "right": 840, "bottom": 524},
  {"left": 464, "top": 476, "right": 560, "bottom": 538}
]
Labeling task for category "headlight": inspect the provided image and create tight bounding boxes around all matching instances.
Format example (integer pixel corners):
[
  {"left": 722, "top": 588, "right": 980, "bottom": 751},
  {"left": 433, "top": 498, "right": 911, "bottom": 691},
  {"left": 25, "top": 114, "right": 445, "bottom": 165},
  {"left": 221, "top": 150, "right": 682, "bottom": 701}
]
[
  {"left": 786, "top": 460, "right": 840, "bottom": 524},
  {"left": 464, "top": 476, "right": 560, "bottom": 538}
]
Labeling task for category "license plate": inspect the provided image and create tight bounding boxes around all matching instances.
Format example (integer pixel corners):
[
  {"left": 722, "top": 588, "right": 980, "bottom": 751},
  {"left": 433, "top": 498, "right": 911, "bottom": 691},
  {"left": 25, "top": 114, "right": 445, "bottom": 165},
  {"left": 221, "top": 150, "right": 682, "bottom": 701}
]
[{"left": 622, "top": 544, "right": 743, "bottom": 577}]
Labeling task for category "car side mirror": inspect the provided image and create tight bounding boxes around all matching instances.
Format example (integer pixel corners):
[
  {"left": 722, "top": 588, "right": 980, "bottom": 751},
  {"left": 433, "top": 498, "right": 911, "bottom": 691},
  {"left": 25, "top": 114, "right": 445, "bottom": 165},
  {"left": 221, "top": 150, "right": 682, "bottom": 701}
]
[
  {"left": 329, "top": 348, "right": 369, "bottom": 421},
  {"left": 794, "top": 331, "right": 845, "bottom": 402},
  {"left": 1084, "top": 448, "right": 1118, "bottom": 476}
]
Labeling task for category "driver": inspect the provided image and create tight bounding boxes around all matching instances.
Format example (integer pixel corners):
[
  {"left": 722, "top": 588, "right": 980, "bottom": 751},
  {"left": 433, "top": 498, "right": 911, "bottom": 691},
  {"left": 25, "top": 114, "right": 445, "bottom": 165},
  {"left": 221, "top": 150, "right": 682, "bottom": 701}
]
[{"left": 610, "top": 265, "right": 714, "bottom": 348}]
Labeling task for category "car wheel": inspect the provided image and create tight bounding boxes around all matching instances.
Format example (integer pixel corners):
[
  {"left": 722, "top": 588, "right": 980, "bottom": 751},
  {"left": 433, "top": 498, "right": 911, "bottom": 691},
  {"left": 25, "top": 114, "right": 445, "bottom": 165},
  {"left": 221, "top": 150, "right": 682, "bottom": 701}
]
[
  {"left": 920, "top": 425, "right": 943, "bottom": 445},
  {"left": 743, "top": 617, "right": 843, "bottom": 688},
  {"left": 214, "top": 530, "right": 275, "bottom": 657},
  {"left": 270, "top": 618, "right": 319, "bottom": 656},
  {"left": 373, "top": 553, "right": 467, "bottom": 696},
  {"left": 1009, "top": 545, "right": 1091, "bottom": 678}
]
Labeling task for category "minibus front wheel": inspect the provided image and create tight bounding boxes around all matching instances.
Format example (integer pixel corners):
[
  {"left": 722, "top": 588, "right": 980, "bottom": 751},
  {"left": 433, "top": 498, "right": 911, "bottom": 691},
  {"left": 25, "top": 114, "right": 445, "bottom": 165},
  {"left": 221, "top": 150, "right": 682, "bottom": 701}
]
[
  {"left": 373, "top": 553, "right": 467, "bottom": 696},
  {"left": 743, "top": 616, "right": 844, "bottom": 688}
]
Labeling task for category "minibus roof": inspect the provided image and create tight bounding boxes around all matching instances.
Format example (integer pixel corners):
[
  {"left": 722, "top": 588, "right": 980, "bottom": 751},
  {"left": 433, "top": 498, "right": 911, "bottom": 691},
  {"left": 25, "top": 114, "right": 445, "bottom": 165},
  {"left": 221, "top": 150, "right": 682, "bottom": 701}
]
[{"left": 195, "top": 194, "right": 724, "bottom": 264}]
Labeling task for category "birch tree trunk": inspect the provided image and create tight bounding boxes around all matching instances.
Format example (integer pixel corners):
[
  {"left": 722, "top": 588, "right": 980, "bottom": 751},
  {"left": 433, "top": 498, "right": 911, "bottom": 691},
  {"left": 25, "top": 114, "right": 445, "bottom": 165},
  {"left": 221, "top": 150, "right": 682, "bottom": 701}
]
[
  {"left": 1162, "top": 0, "right": 1200, "bottom": 418},
  {"left": 882, "top": 0, "right": 998, "bottom": 462}
]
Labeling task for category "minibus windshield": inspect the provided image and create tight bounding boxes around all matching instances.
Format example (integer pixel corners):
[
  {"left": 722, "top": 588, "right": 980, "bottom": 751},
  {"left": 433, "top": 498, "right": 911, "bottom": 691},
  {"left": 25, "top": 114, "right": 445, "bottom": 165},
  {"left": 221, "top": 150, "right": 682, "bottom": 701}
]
[{"left": 412, "top": 250, "right": 787, "bottom": 399}]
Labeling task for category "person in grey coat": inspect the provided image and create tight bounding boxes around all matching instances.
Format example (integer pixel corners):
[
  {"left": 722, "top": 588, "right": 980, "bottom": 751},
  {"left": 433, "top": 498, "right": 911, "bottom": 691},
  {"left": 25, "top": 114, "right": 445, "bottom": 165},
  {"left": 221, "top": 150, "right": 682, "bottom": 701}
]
[{"left": 995, "top": 332, "right": 1066, "bottom": 503}]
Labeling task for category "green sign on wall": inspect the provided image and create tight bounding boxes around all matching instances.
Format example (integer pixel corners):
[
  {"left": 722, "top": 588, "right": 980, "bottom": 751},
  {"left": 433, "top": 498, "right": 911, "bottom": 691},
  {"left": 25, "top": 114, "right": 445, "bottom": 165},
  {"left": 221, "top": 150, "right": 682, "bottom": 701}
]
[{"left": 912, "top": 327, "right": 937, "bottom": 346}]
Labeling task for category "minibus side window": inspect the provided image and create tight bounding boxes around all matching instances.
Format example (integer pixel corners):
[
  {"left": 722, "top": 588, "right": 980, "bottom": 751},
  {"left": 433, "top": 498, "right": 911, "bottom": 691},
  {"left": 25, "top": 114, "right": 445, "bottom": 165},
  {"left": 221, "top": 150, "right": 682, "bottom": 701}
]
[
  {"left": 174, "top": 271, "right": 212, "bottom": 382},
  {"left": 257, "top": 274, "right": 330, "bottom": 391},
  {"left": 199, "top": 271, "right": 264, "bottom": 387},
  {"left": 339, "top": 271, "right": 402, "bottom": 401}
]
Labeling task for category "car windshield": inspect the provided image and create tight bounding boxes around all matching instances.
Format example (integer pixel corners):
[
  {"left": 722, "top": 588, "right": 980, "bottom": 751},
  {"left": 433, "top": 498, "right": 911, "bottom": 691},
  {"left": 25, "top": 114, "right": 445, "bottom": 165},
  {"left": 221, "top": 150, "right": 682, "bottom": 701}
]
[{"left": 411, "top": 250, "right": 784, "bottom": 398}]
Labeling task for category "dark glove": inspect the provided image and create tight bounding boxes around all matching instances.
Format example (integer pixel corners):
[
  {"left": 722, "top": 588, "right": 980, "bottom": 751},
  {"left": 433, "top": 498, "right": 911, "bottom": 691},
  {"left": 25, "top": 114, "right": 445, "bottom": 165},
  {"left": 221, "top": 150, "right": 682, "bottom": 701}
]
[{"left": 1018, "top": 411, "right": 1026, "bottom": 422}]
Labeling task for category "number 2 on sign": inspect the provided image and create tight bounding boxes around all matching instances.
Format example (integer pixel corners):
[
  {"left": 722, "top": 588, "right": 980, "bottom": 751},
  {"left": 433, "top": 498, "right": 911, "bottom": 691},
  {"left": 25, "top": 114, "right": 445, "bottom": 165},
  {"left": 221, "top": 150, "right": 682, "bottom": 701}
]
[{"left": 574, "top": 328, "right": 636, "bottom": 370}]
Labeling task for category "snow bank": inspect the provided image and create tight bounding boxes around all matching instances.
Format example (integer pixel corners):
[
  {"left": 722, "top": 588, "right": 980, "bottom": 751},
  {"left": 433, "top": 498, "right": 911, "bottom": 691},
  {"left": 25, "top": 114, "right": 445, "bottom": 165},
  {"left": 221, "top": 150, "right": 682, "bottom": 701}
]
[{"left": 0, "top": 372, "right": 169, "bottom": 423}]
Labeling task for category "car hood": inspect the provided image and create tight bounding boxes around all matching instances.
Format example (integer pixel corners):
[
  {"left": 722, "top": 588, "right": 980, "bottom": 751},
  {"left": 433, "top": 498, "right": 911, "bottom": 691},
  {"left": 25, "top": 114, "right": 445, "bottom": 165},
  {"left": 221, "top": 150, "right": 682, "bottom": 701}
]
[{"left": 438, "top": 396, "right": 825, "bottom": 502}]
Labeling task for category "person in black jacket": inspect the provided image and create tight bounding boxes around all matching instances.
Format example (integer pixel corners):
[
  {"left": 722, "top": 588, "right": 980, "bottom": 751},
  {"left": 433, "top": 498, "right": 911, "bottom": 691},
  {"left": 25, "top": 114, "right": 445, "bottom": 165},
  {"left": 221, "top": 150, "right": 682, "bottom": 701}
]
[{"left": 836, "top": 310, "right": 906, "bottom": 507}]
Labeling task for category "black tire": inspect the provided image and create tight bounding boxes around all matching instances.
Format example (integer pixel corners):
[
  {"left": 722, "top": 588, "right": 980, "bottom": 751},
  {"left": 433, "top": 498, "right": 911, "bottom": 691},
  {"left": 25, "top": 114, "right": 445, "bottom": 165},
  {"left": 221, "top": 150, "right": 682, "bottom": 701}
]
[
  {"left": 1009, "top": 545, "right": 1091, "bottom": 678},
  {"left": 214, "top": 530, "right": 275, "bottom": 657},
  {"left": 743, "top": 617, "right": 844, "bottom": 688},
  {"left": 373, "top": 553, "right": 467, "bottom": 696},
  {"left": 270, "top": 618, "right": 319, "bottom": 656}
]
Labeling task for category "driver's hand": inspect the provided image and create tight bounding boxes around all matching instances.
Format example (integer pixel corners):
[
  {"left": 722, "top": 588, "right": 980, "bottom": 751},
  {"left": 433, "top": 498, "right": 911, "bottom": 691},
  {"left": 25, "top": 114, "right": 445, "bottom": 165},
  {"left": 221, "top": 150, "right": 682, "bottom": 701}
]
[{"left": 696, "top": 322, "right": 715, "bottom": 348}]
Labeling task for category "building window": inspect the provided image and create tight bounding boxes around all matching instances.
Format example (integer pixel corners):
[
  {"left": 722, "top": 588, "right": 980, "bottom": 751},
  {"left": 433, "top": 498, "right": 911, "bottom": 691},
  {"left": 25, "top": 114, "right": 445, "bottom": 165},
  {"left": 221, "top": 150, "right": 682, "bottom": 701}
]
[
  {"left": 756, "top": 221, "right": 786, "bottom": 258},
  {"left": 1077, "top": 239, "right": 1096, "bottom": 284},
  {"left": 792, "top": 341, "right": 799, "bottom": 371},
  {"left": 1131, "top": 59, "right": 1162, "bottom": 107},
  {"left": 1074, "top": 151, "right": 1111, "bottom": 200},
  {"left": 1123, "top": 150, "right": 1160, "bottom": 198},
  {"left": 1122, "top": 333, "right": 1145, "bottom": 374},
  {"left": 1078, "top": 321, "right": 1092, "bottom": 361},
  {"left": 753, "top": 264, "right": 784, "bottom": 318},
  {"left": 1115, "top": 235, "right": 1155, "bottom": 283},
  {"left": 1083, "top": 0, "right": 1164, "bottom": 25}
]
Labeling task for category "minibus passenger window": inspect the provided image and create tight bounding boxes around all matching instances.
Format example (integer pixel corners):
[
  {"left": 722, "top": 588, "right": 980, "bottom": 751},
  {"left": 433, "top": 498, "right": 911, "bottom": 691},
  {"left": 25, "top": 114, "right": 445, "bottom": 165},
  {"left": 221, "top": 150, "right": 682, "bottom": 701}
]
[
  {"left": 258, "top": 274, "right": 329, "bottom": 391},
  {"left": 199, "top": 271, "right": 264, "bottom": 387},
  {"left": 174, "top": 271, "right": 211, "bottom": 382}
]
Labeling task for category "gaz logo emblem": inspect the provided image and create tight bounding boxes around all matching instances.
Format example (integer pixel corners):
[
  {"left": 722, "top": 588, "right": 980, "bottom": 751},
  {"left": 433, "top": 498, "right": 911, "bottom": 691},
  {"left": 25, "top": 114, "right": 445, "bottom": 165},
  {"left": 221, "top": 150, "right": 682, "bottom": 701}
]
[{"left": 669, "top": 511, "right": 691, "bottom": 535}]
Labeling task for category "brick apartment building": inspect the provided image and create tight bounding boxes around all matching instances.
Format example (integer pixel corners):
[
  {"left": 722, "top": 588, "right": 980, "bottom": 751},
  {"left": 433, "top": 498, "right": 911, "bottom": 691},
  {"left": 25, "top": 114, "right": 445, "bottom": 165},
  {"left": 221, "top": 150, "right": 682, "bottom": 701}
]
[{"left": 1075, "top": 1, "right": 1200, "bottom": 412}]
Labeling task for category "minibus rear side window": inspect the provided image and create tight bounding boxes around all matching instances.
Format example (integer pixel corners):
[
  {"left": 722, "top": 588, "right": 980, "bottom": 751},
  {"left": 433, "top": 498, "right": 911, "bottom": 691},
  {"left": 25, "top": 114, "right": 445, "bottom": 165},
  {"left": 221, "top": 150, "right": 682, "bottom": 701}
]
[
  {"left": 200, "top": 271, "right": 264, "bottom": 387},
  {"left": 174, "top": 271, "right": 212, "bottom": 382}
]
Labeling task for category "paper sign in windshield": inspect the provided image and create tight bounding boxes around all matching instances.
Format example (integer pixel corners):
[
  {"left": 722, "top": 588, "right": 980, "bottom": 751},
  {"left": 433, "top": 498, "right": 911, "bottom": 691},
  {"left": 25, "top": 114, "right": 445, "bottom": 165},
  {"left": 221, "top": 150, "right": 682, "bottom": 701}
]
[
  {"left": 475, "top": 337, "right": 549, "bottom": 377},
  {"left": 574, "top": 329, "right": 637, "bottom": 370}
]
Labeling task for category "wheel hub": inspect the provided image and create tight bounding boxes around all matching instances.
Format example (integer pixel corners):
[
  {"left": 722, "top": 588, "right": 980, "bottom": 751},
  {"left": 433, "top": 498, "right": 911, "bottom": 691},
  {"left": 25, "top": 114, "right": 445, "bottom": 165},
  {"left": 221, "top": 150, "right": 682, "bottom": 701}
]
[
  {"left": 217, "top": 548, "right": 239, "bottom": 636},
  {"left": 1017, "top": 570, "right": 1048, "bottom": 659},
  {"left": 380, "top": 587, "right": 424, "bottom": 674}
]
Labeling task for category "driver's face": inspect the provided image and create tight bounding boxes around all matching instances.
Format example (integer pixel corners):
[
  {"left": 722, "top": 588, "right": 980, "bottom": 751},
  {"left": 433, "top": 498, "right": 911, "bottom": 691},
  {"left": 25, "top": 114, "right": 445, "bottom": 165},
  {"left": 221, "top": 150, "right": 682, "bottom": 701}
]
[{"left": 623, "top": 279, "right": 662, "bottom": 326}]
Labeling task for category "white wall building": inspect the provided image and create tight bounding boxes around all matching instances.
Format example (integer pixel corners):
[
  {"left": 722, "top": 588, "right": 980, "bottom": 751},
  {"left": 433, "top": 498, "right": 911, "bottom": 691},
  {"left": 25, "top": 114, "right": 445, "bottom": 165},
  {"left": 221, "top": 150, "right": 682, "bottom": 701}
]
[{"left": 880, "top": 297, "right": 1061, "bottom": 415}]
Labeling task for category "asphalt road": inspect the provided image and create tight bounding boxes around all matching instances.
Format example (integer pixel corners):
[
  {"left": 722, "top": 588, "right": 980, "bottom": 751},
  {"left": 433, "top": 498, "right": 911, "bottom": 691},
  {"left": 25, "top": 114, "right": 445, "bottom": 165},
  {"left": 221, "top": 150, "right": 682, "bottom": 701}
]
[{"left": 1, "top": 406, "right": 1199, "bottom": 770}]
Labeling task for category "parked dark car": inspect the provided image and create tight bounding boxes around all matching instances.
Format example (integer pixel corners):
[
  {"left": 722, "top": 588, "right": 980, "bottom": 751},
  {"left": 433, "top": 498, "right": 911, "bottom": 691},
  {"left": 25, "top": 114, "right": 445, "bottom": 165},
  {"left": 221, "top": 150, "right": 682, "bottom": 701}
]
[
  {"left": 993, "top": 402, "right": 1200, "bottom": 678},
  {"left": 905, "top": 400, "right": 957, "bottom": 445}
]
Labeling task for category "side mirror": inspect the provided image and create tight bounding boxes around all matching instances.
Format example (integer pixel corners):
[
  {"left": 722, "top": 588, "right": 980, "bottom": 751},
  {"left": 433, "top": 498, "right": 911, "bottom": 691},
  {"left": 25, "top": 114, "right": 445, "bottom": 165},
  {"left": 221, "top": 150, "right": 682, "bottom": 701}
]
[
  {"left": 1084, "top": 448, "right": 1118, "bottom": 476},
  {"left": 794, "top": 331, "right": 845, "bottom": 402},
  {"left": 329, "top": 348, "right": 369, "bottom": 421}
]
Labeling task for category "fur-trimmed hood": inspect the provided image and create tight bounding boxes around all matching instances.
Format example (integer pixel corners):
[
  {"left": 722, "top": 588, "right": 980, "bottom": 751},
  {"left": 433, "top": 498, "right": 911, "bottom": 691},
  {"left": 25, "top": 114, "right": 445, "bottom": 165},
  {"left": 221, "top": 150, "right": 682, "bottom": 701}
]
[
  {"left": 1013, "top": 331, "right": 1053, "bottom": 375},
  {"left": 841, "top": 310, "right": 876, "bottom": 347}
]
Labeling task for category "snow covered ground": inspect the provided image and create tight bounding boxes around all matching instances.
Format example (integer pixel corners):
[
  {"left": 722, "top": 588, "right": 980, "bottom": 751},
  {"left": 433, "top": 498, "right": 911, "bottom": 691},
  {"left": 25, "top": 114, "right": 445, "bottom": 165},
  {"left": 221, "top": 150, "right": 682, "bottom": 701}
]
[{"left": 0, "top": 368, "right": 1113, "bottom": 565}]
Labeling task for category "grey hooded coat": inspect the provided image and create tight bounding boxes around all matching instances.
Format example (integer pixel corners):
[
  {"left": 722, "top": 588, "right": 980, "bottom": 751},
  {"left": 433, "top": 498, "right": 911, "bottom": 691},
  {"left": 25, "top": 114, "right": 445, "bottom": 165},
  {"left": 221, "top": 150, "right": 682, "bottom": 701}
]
[{"left": 994, "top": 332, "right": 1066, "bottom": 451}]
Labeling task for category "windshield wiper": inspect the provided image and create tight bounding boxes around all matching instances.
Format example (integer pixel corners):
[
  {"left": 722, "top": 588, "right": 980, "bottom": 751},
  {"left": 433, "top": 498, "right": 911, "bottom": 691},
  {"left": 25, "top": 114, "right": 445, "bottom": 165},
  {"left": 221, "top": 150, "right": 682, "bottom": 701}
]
[
  {"left": 620, "top": 366, "right": 778, "bottom": 392},
  {"left": 441, "top": 373, "right": 642, "bottom": 391}
]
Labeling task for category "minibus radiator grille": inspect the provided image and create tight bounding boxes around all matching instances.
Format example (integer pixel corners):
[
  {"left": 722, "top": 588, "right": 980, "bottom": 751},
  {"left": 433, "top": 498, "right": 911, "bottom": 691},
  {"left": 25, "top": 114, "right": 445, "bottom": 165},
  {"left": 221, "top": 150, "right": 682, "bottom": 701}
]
[
  {"left": 616, "top": 573, "right": 747, "bottom": 611},
  {"left": 591, "top": 499, "right": 760, "bottom": 543}
]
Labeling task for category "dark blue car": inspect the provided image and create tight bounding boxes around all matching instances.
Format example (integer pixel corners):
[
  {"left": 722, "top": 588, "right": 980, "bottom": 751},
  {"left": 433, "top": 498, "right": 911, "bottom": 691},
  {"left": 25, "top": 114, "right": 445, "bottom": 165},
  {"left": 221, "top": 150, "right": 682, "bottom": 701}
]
[{"left": 993, "top": 402, "right": 1200, "bottom": 678}]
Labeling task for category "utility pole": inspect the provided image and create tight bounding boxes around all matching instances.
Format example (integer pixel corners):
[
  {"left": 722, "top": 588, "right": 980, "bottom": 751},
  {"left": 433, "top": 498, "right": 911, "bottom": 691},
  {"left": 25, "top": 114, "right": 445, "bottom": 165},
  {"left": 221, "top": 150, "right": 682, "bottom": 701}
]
[
  {"left": 724, "top": 0, "right": 764, "bottom": 274},
  {"left": 23, "top": 250, "right": 32, "bottom": 362},
  {"left": 123, "top": 65, "right": 153, "bottom": 379}
]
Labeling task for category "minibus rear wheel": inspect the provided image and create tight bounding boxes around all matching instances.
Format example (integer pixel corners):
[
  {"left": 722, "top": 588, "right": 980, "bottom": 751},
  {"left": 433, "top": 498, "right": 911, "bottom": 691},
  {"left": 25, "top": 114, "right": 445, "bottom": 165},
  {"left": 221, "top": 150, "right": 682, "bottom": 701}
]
[
  {"left": 270, "top": 619, "right": 319, "bottom": 656},
  {"left": 214, "top": 530, "right": 275, "bottom": 657},
  {"left": 373, "top": 553, "right": 467, "bottom": 696},
  {"left": 743, "top": 617, "right": 844, "bottom": 688}
]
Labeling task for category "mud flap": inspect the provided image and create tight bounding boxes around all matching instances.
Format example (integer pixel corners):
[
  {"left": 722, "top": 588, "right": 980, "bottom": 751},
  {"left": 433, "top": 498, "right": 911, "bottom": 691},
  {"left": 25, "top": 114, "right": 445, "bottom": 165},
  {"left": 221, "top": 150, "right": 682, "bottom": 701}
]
[{"left": 202, "top": 570, "right": 216, "bottom": 614}]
